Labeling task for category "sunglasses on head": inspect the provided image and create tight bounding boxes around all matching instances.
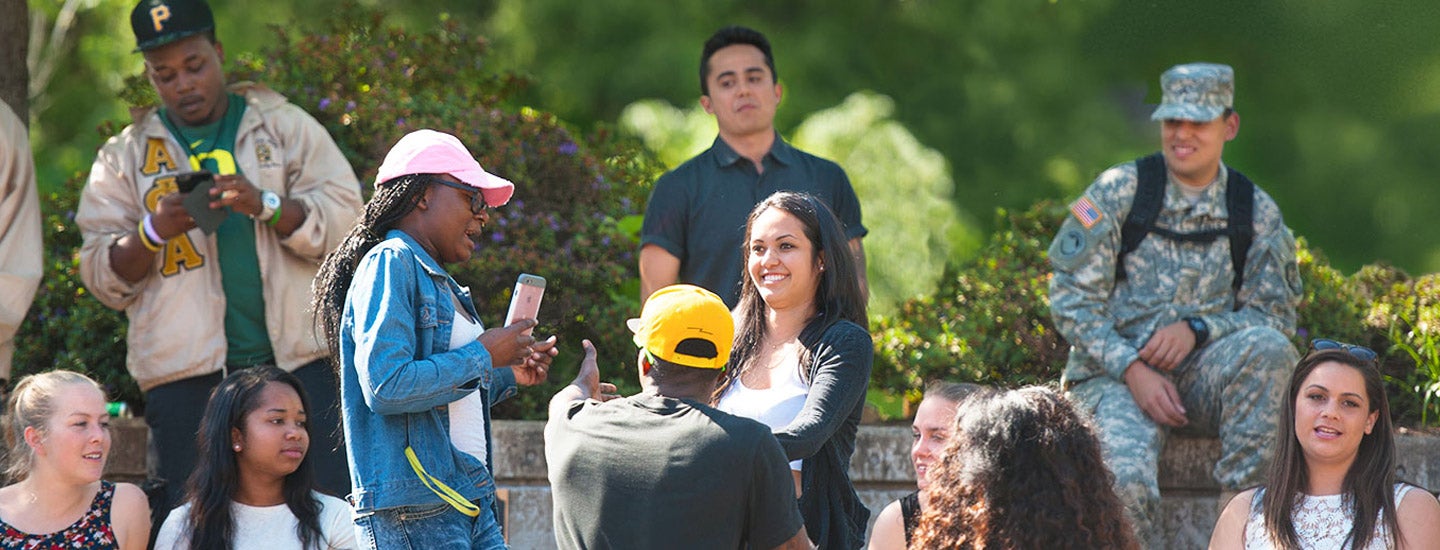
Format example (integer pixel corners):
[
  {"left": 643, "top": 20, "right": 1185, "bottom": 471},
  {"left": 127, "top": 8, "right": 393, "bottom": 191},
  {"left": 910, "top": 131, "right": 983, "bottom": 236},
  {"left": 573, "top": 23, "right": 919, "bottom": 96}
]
[
  {"left": 1309, "top": 338, "right": 1377, "bottom": 362},
  {"left": 425, "top": 177, "right": 488, "bottom": 215}
]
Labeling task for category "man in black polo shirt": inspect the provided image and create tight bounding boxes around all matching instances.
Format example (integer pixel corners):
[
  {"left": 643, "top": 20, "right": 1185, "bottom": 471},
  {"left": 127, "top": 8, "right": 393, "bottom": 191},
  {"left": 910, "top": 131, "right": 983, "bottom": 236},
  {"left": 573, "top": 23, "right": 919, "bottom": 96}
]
[{"left": 639, "top": 25, "right": 867, "bottom": 308}]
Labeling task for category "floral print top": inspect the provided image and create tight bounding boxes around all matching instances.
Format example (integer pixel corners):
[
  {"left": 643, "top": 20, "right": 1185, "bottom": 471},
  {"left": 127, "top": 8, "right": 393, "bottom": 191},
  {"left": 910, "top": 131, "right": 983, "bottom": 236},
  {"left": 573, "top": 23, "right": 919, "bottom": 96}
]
[{"left": 0, "top": 481, "right": 118, "bottom": 549}]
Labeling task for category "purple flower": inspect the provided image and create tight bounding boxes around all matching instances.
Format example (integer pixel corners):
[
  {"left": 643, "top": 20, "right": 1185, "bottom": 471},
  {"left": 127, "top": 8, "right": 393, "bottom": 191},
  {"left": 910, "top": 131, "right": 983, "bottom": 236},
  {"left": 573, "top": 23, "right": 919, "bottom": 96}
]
[
  {"left": 319, "top": 98, "right": 331, "bottom": 110},
  {"left": 1297, "top": 327, "right": 1309, "bottom": 340},
  {"left": 346, "top": 100, "right": 356, "bottom": 111},
  {"left": 558, "top": 142, "right": 578, "bottom": 155},
  {"left": 491, "top": 232, "right": 505, "bottom": 242},
  {"left": 396, "top": 117, "right": 406, "bottom": 127}
]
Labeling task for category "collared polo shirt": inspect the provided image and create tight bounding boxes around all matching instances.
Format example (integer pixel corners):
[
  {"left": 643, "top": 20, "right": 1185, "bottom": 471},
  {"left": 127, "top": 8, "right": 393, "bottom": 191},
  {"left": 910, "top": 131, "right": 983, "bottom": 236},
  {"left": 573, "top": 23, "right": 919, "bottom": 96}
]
[{"left": 640, "top": 132, "right": 866, "bottom": 308}]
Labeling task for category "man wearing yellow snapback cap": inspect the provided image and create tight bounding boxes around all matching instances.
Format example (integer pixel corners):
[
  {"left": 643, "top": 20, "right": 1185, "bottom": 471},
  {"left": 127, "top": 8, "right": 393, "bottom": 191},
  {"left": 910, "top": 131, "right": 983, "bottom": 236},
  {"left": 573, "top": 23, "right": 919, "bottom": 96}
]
[{"left": 544, "top": 284, "right": 812, "bottom": 549}]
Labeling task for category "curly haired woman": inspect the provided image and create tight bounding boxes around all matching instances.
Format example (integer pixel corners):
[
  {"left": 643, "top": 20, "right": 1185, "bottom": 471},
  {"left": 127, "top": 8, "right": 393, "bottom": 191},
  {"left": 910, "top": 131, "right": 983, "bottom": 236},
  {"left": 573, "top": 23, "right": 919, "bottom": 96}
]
[{"left": 911, "top": 386, "right": 1138, "bottom": 549}]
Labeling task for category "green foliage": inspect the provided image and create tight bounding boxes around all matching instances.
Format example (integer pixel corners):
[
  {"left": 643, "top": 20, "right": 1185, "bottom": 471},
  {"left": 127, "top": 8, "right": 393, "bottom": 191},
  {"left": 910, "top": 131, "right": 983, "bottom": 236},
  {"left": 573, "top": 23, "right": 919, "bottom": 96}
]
[
  {"left": 618, "top": 92, "right": 981, "bottom": 315},
  {"left": 871, "top": 202, "right": 1067, "bottom": 394},
  {"left": 793, "top": 92, "right": 980, "bottom": 315},
  {"left": 1293, "top": 238, "right": 1375, "bottom": 351},
  {"left": 223, "top": 4, "right": 664, "bottom": 418},
  {"left": 13, "top": 168, "right": 137, "bottom": 407},
  {"left": 18, "top": 4, "right": 664, "bottom": 419},
  {"left": 484, "top": 0, "right": 1440, "bottom": 276},
  {"left": 870, "top": 203, "right": 1440, "bottom": 427},
  {"left": 1367, "top": 274, "right": 1440, "bottom": 426},
  {"left": 617, "top": 99, "right": 716, "bottom": 168}
]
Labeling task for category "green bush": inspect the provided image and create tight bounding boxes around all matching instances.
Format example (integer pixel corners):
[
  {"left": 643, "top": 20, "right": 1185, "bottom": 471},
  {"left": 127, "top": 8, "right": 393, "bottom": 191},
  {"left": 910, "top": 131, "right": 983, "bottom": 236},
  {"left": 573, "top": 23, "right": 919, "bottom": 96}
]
[
  {"left": 230, "top": 8, "right": 663, "bottom": 417},
  {"left": 15, "top": 4, "right": 663, "bottom": 419},
  {"left": 1366, "top": 273, "right": 1440, "bottom": 426},
  {"left": 870, "top": 201, "right": 1068, "bottom": 395},
  {"left": 871, "top": 202, "right": 1440, "bottom": 427}
]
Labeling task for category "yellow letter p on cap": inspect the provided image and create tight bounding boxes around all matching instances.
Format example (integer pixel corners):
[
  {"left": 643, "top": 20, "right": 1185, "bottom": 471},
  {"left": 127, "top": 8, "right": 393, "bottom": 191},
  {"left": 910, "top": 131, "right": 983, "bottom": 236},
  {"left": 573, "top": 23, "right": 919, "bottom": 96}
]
[{"left": 150, "top": 5, "right": 171, "bottom": 32}]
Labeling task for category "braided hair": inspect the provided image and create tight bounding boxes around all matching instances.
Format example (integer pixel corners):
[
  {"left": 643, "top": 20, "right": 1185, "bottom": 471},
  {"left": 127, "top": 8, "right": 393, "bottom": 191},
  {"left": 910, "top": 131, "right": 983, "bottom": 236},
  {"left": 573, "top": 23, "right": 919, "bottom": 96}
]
[{"left": 313, "top": 175, "right": 430, "bottom": 368}]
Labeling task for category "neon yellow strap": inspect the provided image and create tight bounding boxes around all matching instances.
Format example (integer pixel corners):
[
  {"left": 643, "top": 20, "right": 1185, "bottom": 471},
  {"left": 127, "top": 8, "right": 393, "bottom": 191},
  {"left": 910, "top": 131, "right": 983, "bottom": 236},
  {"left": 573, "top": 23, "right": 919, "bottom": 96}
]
[{"left": 404, "top": 445, "right": 481, "bottom": 517}]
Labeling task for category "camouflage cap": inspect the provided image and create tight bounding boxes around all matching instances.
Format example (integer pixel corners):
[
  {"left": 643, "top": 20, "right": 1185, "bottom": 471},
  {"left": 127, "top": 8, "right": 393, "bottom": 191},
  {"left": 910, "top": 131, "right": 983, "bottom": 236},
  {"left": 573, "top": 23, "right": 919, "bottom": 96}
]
[{"left": 1150, "top": 63, "right": 1234, "bottom": 122}]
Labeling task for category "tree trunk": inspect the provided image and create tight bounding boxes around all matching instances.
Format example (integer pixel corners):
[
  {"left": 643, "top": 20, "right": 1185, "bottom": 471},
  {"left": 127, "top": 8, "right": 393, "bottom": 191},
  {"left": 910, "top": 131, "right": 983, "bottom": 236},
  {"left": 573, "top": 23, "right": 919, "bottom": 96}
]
[{"left": 0, "top": 0, "right": 29, "bottom": 122}]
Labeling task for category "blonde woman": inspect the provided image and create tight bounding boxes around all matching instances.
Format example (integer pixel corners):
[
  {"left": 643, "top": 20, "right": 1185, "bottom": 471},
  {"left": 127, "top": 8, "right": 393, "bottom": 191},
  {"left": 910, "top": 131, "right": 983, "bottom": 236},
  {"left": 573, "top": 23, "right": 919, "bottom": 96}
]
[{"left": 0, "top": 370, "right": 150, "bottom": 548}]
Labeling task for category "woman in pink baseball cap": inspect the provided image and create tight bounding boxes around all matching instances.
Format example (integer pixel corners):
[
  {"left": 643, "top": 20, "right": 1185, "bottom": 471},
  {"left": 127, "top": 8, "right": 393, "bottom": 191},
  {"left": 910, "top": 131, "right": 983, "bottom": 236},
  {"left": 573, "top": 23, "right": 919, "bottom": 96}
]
[{"left": 313, "top": 129, "right": 555, "bottom": 549}]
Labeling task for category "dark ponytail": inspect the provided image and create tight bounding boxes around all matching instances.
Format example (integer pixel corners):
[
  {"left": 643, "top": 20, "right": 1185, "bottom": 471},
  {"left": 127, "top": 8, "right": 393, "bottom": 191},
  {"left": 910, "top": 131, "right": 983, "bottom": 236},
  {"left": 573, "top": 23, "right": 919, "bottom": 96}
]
[{"left": 313, "top": 175, "right": 431, "bottom": 368}]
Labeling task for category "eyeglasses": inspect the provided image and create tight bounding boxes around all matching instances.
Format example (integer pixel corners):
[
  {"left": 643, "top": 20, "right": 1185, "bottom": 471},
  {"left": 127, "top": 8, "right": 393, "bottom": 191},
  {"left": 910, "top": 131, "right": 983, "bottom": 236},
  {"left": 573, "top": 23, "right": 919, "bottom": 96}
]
[
  {"left": 426, "top": 177, "right": 487, "bottom": 215},
  {"left": 1310, "top": 338, "right": 1378, "bottom": 362}
]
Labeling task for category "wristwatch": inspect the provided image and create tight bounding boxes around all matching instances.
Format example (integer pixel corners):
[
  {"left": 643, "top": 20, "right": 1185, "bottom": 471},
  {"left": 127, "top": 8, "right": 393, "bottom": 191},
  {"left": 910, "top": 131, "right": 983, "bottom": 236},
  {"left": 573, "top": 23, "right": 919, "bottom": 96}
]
[
  {"left": 255, "top": 190, "right": 281, "bottom": 224},
  {"left": 1183, "top": 317, "right": 1210, "bottom": 347}
]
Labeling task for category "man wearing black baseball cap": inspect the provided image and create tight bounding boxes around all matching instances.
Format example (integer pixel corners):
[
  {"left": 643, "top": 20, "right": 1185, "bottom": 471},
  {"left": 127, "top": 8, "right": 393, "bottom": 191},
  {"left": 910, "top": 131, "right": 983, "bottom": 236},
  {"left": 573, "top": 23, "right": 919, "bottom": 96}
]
[{"left": 75, "top": 0, "right": 362, "bottom": 515}]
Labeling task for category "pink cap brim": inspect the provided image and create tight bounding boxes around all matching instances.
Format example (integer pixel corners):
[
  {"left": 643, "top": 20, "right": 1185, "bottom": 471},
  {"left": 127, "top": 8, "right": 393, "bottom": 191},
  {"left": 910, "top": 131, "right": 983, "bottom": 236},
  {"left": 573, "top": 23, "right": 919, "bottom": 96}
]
[
  {"left": 452, "top": 167, "right": 515, "bottom": 207},
  {"left": 374, "top": 129, "right": 515, "bottom": 207}
]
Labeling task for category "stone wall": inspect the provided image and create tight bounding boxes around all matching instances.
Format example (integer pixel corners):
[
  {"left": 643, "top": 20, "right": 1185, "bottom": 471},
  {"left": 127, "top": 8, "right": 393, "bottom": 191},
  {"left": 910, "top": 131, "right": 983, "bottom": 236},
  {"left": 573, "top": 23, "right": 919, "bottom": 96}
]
[{"left": 102, "top": 419, "right": 1440, "bottom": 550}]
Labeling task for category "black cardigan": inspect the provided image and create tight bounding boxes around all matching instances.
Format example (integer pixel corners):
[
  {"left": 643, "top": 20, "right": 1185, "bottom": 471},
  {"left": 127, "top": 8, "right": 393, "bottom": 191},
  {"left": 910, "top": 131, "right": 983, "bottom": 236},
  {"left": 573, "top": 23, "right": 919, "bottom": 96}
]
[{"left": 777, "top": 318, "right": 874, "bottom": 549}]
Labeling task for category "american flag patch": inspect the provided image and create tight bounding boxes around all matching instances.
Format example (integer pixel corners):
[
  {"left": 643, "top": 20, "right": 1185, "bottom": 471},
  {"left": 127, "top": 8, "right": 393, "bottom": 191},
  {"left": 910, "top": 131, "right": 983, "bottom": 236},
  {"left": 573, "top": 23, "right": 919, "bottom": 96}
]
[{"left": 1070, "top": 197, "right": 1102, "bottom": 229}]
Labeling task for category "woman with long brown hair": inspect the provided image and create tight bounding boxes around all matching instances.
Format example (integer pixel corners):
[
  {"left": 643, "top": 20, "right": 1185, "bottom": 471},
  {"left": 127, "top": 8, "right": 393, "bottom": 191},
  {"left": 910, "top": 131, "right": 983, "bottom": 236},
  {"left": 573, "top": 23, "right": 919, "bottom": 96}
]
[
  {"left": 712, "top": 191, "right": 872, "bottom": 549},
  {"left": 1210, "top": 340, "right": 1440, "bottom": 549},
  {"left": 911, "top": 386, "right": 1138, "bottom": 549}
]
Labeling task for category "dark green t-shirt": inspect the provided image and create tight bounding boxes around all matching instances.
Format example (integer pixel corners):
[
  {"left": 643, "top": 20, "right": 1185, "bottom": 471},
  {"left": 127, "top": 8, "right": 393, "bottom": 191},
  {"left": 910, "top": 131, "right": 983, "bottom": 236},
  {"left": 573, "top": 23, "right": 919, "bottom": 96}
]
[
  {"left": 546, "top": 393, "right": 803, "bottom": 550},
  {"left": 163, "top": 93, "right": 273, "bottom": 365}
]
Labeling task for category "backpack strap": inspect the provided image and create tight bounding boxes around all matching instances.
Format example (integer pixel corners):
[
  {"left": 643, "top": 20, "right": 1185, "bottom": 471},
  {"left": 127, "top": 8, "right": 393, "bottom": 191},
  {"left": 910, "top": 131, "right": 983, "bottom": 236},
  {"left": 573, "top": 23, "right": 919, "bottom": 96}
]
[
  {"left": 1117, "top": 153, "right": 1257, "bottom": 298},
  {"left": 1116, "top": 152, "right": 1167, "bottom": 282},
  {"left": 1224, "top": 167, "right": 1255, "bottom": 297}
]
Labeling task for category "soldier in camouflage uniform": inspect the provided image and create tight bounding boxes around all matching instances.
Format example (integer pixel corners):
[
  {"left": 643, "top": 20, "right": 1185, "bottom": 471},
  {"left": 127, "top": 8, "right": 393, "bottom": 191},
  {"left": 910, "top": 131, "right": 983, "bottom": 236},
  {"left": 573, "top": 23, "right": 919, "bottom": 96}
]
[{"left": 1048, "top": 63, "right": 1302, "bottom": 546}]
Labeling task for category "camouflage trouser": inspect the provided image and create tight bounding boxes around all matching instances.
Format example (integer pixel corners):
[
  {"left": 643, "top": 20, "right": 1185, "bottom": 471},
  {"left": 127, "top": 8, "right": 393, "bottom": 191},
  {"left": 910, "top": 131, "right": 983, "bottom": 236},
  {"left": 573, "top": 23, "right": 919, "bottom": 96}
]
[{"left": 1067, "top": 326, "right": 1298, "bottom": 547}]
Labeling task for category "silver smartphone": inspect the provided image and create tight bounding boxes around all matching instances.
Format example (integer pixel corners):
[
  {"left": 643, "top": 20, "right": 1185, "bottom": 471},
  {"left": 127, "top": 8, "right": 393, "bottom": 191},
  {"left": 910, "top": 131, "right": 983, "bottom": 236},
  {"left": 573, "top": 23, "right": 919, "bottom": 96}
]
[{"left": 504, "top": 273, "right": 546, "bottom": 335}]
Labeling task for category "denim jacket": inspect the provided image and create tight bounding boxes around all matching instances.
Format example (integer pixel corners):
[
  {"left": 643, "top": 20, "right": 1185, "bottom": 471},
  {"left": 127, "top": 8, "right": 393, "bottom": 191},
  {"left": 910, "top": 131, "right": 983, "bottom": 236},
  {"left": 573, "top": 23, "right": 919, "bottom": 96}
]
[{"left": 340, "top": 229, "right": 517, "bottom": 513}]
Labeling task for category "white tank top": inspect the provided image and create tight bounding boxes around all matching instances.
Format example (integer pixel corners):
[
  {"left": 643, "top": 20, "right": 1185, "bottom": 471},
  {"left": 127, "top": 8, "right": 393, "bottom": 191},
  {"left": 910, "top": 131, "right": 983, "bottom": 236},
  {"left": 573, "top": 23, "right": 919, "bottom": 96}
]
[
  {"left": 715, "top": 358, "right": 810, "bottom": 471},
  {"left": 447, "top": 290, "right": 488, "bottom": 466},
  {"left": 1243, "top": 483, "right": 1412, "bottom": 549}
]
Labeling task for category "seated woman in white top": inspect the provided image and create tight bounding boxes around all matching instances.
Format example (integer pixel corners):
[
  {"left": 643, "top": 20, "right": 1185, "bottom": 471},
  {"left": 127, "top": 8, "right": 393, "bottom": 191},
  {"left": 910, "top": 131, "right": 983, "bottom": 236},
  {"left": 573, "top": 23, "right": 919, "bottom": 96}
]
[
  {"left": 155, "top": 366, "right": 356, "bottom": 550},
  {"left": 1210, "top": 340, "right": 1440, "bottom": 549}
]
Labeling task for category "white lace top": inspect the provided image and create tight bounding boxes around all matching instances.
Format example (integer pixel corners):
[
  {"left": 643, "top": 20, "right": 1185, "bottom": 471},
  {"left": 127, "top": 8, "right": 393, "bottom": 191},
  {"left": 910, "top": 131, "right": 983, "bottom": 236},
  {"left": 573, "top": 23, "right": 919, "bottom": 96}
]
[{"left": 1244, "top": 483, "right": 1413, "bottom": 549}]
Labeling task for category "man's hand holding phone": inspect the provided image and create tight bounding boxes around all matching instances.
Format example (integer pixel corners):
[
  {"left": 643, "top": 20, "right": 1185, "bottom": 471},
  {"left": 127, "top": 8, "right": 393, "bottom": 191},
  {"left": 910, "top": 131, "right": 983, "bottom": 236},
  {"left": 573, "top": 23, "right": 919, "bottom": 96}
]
[{"left": 151, "top": 191, "right": 198, "bottom": 239}]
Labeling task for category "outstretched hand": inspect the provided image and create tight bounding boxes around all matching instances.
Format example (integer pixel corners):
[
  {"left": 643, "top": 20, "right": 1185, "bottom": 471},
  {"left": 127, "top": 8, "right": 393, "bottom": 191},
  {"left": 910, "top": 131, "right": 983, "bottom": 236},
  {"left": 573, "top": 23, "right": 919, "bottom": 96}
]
[{"left": 573, "top": 339, "right": 619, "bottom": 401}]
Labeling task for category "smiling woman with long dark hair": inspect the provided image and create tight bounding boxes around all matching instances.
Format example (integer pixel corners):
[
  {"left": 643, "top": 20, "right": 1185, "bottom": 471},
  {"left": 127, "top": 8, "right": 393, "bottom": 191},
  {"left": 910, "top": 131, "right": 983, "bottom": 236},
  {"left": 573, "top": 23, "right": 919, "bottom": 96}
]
[
  {"left": 1210, "top": 342, "right": 1440, "bottom": 549},
  {"left": 712, "top": 191, "right": 872, "bottom": 549}
]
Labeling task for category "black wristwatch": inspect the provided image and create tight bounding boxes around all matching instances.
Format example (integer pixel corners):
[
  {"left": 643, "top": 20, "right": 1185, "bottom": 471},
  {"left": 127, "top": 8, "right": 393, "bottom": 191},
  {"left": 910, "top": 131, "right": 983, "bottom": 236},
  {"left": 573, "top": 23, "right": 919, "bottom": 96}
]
[{"left": 1184, "top": 317, "right": 1210, "bottom": 347}]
